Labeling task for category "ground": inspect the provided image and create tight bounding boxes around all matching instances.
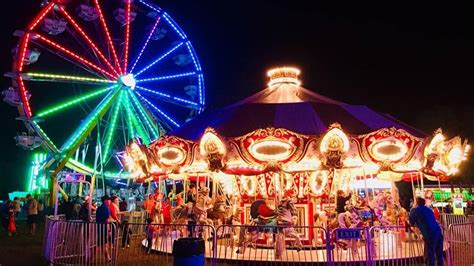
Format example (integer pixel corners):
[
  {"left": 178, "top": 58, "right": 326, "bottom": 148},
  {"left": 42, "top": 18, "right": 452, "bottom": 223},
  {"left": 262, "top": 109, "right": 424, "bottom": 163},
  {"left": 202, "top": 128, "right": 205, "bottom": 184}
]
[{"left": 0, "top": 219, "right": 45, "bottom": 266}]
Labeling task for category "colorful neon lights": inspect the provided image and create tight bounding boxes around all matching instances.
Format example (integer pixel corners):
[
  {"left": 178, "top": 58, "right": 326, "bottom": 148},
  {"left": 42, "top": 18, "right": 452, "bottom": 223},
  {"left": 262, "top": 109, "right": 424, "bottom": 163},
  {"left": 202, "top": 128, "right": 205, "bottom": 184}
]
[
  {"left": 25, "top": 73, "right": 114, "bottom": 84},
  {"left": 130, "top": 17, "right": 161, "bottom": 72},
  {"left": 123, "top": 0, "right": 132, "bottom": 72},
  {"left": 58, "top": 6, "right": 119, "bottom": 78},
  {"left": 35, "top": 33, "right": 116, "bottom": 79},
  {"left": 163, "top": 13, "right": 186, "bottom": 39},
  {"left": 28, "top": 153, "right": 48, "bottom": 192},
  {"left": 128, "top": 91, "right": 159, "bottom": 139},
  {"left": 136, "top": 91, "right": 180, "bottom": 127},
  {"left": 17, "top": 77, "right": 32, "bottom": 118},
  {"left": 36, "top": 86, "right": 112, "bottom": 118},
  {"left": 134, "top": 42, "right": 184, "bottom": 77},
  {"left": 136, "top": 85, "right": 199, "bottom": 107},
  {"left": 123, "top": 94, "right": 136, "bottom": 139},
  {"left": 136, "top": 71, "right": 196, "bottom": 83},
  {"left": 94, "top": 0, "right": 123, "bottom": 74},
  {"left": 103, "top": 93, "right": 123, "bottom": 160},
  {"left": 28, "top": 2, "right": 55, "bottom": 31}
]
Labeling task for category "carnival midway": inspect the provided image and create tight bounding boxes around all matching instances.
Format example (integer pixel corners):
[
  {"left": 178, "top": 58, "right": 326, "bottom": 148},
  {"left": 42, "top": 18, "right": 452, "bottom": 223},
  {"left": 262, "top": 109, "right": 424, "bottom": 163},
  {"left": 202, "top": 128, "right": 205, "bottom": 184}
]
[{"left": 1, "top": 0, "right": 473, "bottom": 266}]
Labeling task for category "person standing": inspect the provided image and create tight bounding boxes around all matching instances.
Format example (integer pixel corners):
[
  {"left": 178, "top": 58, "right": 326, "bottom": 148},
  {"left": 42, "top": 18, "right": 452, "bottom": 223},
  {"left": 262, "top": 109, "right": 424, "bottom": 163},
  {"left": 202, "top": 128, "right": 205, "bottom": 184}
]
[
  {"left": 7, "top": 201, "right": 16, "bottom": 236},
  {"left": 336, "top": 190, "right": 352, "bottom": 214},
  {"left": 119, "top": 198, "right": 128, "bottom": 212},
  {"left": 96, "top": 195, "right": 111, "bottom": 262},
  {"left": 26, "top": 194, "right": 38, "bottom": 235},
  {"left": 409, "top": 197, "right": 444, "bottom": 266}
]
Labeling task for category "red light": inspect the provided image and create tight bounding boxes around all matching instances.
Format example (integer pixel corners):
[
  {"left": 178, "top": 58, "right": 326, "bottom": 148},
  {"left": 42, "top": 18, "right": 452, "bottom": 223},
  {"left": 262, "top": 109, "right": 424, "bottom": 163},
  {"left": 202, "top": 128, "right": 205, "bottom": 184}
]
[
  {"left": 123, "top": 0, "right": 132, "bottom": 72},
  {"left": 36, "top": 33, "right": 116, "bottom": 79},
  {"left": 28, "top": 2, "right": 55, "bottom": 31},
  {"left": 94, "top": 0, "right": 123, "bottom": 74},
  {"left": 17, "top": 77, "right": 32, "bottom": 118},
  {"left": 58, "top": 6, "right": 119, "bottom": 78},
  {"left": 17, "top": 33, "right": 30, "bottom": 72}
]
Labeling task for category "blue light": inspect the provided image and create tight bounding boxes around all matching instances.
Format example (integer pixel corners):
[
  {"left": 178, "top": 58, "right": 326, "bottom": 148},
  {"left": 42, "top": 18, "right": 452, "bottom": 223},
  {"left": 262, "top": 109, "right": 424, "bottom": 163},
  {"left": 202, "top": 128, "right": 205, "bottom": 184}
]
[
  {"left": 130, "top": 17, "right": 162, "bottom": 73},
  {"left": 134, "top": 42, "right": 184, "bottom": 77},
  {"left": 137, "top": 85, "right": 199, "bottom": 107},
  {"left": 136, "top": 72, "right": 196, "bottom": 83},
  {"left": 162, "top": 13, "right": 186, "bottom": 39},
  {"left": 135, "top": 91, "right": 181, "bottom": 127},
  {"left": 138, "top": 0, "right": 162, "bottom": 13},
  {"left": 185, "top": 41, "right": 201, "bottom": 71}
]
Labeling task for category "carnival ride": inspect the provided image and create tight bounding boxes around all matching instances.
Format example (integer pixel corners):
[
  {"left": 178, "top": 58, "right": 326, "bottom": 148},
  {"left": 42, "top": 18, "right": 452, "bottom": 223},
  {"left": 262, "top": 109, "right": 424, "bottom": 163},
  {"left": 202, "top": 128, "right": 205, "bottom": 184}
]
[
  {"left": 124, "top": 67, "right": 469, "bottom": 261},
  {"left": 4, "top": 0, "right": 205, "bottom": 198}
]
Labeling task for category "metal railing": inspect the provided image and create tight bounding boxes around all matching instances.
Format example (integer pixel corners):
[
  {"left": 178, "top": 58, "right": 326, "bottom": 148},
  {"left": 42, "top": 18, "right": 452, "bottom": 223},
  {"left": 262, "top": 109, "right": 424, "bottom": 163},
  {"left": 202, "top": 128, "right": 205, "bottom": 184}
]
[
  {"left": 43, "top": 218, "right": 474, "bottom": 266},
  {"left": 446, "top": 222, "right": 474, "bottom": 266}
]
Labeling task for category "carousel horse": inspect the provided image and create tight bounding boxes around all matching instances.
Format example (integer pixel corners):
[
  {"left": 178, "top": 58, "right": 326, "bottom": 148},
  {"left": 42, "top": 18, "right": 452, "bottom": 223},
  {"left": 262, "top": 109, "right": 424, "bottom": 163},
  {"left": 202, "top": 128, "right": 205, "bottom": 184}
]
[
  {"left": 236, "top": 192, "right": 302, "bottom": 255},
  {"left": 192, "top": 187, "right": 214, "bottom": 227},
  {"left": 207, "top": 194, "right": 229, "bottom": 227},
  {"left": 150, "top": 192, "right": 164, "bottom": 224}
]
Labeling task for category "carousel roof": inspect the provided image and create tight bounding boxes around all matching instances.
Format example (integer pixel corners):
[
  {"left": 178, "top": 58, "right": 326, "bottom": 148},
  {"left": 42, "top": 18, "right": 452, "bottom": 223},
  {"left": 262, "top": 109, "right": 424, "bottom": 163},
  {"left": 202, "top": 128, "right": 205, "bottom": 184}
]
[{"left": 171, "top": 67, "right": 426, "bottom": 140}]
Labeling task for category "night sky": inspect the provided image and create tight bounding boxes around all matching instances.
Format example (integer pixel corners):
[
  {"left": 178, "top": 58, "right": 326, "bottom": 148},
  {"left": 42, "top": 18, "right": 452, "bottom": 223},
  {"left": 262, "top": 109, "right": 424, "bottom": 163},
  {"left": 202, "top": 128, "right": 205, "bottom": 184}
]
[{"left": 1, "top": 1, "right": 473, "bottom": 198}]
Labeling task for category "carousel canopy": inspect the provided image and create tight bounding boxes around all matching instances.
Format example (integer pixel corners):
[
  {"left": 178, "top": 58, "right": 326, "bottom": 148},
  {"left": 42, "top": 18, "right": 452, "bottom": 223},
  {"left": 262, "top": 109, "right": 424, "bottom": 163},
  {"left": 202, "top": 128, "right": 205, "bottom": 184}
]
[
  {"left": 171, "top": 66, "right": 426, "bottom": 140},
  {"left": 122, "top": 67, "right": 469, "bottom": 189}
]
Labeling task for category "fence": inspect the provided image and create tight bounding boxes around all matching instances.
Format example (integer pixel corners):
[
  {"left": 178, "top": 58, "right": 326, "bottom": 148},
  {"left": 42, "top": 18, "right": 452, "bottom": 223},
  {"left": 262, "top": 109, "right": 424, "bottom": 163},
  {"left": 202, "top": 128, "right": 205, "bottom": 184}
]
[
  {"left": 441, "top": 213, "right": 474, "bottom": 227},
  {"left": 43, "top": 218, "right": 474, "bottom": 266},
  {"left": 446, "top": 223, "right": 474, "bottom": 266}
]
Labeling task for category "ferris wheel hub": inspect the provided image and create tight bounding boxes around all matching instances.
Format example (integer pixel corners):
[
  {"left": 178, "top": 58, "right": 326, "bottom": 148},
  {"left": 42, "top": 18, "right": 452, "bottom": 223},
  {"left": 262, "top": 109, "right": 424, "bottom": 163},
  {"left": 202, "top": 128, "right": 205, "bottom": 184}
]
[{"left": 119, "top": 74, "right": 136, "bottom": 90}]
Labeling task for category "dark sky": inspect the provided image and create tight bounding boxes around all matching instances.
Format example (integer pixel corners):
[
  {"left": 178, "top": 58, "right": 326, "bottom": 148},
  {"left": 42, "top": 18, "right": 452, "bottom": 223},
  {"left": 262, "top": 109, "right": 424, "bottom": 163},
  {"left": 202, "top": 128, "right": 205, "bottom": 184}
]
[{"left": 1, "top": 1, "right": 473, "bottom": 198}]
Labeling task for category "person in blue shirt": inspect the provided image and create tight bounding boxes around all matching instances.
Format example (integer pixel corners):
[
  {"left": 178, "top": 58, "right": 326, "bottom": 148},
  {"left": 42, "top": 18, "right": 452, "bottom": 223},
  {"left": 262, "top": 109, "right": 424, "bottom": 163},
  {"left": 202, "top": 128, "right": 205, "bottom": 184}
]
[
  {"left": 96, "top": 195, "right": 111, "bottom": 262},
  {"left": 409, "top": 197, "right": 443, "bottom": 266}
]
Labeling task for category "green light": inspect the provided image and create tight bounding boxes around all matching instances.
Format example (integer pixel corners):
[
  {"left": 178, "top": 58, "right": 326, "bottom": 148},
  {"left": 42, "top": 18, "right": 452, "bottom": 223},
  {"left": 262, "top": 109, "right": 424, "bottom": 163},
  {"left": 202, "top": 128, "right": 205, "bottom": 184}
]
[
  {"left": 62, "top": 86, "right": 119, "bottom": 151},
  {"left": 123, "top": 94, "right": 136, "bottom": 139},
  {"left": 36, "top": 87, "right": 112, "bottom": 118},
  {"left": 128, "top": 91, "right": 159, "bottom": 139},
  {"left": 25, "top": 72, "right": 115, "bottom": 84},
  {"left": 103, "top": 92, "right": 123, "bottom": 161},
  {"left": 28, "top": 153, "right": 47, "bottom": 192}
]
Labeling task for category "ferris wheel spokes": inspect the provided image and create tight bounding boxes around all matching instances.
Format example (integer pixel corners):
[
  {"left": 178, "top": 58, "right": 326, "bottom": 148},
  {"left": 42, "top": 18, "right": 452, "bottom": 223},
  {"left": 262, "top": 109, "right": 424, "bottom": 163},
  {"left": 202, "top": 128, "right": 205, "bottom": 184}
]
[
  {"left": 136, "top": 85, "right": 201, "bottom": 109},
  {"left": 33, "top": 86, "right": 113, "bottom": 119},
  {"left": 102, "top": 93, "right": 124, "bottom": 162},
  {"left": 129, "top": 17, "right": 161, "bottom": 73},
  {"left": 122, "top": 0, "right": 132, "bottom": 73},
  {"left": 127, "top": 90, "right": 160, "bottom": 139},
  {"left": 133, "top": 42, "right": 184, "bottom": 77},
  {"left": 20, "top": 73, "right": 114, "bottom": 85},
  {"left": 135, "top": 90, "right": 181, "bottom": 128},
  {"left": 136, "top": 72, "right": 196, "bottom": 83},
  {"left": 33, "top": 33, "right": 117, "bottom": 79},
  {"left": 93, "top": 0, "right": 123, "bottom": 74},
  {"left": 57, "top": 6, "right": 120, "bottom": 78}
]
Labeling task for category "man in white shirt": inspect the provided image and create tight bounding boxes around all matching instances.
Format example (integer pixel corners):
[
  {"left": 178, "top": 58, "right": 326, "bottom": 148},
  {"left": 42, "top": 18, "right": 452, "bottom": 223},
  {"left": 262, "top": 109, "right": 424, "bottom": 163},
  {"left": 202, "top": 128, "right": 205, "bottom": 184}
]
[{"left": 26, "top": 194, "right": 38, "bottom": 235}]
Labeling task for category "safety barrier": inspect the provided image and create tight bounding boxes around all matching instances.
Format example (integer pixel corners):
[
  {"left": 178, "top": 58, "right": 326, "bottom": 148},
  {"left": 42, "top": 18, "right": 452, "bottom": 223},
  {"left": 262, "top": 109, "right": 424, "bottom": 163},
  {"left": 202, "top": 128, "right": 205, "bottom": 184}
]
[
  {"left": 446, "top": 223, "right": 474, "bottom": 266},
  {"left": 43, "top": 219, "right": 467, "bottom": 265},
  {"left": 441, "top": 213, "right": 474, "bottom": 228}
]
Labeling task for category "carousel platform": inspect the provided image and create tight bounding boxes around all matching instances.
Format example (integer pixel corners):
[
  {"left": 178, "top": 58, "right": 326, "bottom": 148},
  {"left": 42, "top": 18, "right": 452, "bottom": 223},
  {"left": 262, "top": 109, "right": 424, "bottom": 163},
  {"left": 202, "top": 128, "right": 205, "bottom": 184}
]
[{"left": 140, "top": 231, "right": 447, "bottom": 263}]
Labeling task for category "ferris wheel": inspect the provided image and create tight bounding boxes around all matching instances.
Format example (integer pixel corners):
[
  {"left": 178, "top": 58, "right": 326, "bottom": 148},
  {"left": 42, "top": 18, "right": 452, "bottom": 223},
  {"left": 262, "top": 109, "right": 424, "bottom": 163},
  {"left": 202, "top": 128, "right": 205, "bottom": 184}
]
[{"left": 5, "top": 0, "right": 205, "bottom": 180}]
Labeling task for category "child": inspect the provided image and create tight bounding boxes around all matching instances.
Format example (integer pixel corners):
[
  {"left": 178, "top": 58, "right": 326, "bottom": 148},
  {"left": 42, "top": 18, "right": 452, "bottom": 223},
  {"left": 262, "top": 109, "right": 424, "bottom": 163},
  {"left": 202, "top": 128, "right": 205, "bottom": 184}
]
[
  {"left": 145, "top": 218, "right": 156, "bottom": 254},
  {"left": 7, "top": 201, "right": 16, "bottom": 236},
  {"left": 121, "top": 220, "right": 132, "bottom": 249}
]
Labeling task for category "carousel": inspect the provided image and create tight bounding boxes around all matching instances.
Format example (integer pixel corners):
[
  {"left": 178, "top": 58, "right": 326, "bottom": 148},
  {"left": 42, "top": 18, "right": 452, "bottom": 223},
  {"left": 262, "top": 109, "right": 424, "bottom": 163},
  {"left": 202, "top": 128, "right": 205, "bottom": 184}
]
[{"left": 124, "top": 67, "right": 469, "bottom": 261}]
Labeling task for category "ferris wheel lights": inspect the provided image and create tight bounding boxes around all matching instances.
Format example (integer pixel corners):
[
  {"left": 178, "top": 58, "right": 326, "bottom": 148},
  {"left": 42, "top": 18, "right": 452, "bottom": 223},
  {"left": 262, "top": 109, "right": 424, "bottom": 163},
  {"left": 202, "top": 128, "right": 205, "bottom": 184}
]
[
  {"left": 28, "top": 1, "right": 55, "bottom": 31},
  {"left": 130, "top": 17, "right": 161, "bottom": 73},
  {"left": 120, "top": 74, "right": 136, "bottom": 90},
  {"left": 134, "top": 42, "right": 184, "bottom": 77},
  {"left": 136, "top": 72, "right": 196, "bottom": 83}
]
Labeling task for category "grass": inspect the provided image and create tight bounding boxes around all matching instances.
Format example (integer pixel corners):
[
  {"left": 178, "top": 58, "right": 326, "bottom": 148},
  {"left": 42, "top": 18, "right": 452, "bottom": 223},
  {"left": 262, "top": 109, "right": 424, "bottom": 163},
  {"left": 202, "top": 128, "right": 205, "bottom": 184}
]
[{"left": 0, "top": 218, "right": 45, "bottom": 266}]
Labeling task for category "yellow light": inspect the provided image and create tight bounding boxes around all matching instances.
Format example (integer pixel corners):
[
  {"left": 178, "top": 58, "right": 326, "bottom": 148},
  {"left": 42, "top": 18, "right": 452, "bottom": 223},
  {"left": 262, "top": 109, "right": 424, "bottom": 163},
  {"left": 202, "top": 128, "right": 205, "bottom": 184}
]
[
  {"left": 425, "top": 132, "right": 445, "bottom": 156},
  {"left": 157, "top": 146, "right": 185, "bottom": 165},
  {"left": 200, "top": 129, "right": 226, "bottom": 157},
  {"left": 249, "top": 139, "right": 294, "bottom": 161},
  {"left": 285, "top": 160, "right": 321, "bottom": 172},
  {"left": 267, "top": 66, "right": 301, "bottom": 87},
  {"left": 369, "top": 139, "right": 408, "bottom": 162},
  {"left": 447, "top": 146, "right": 463, "bottom": 165},
  {"left": 320, "top": 126, "right": 350, "bottom": 153},
  {"left": 308, "top": 171, "right": 328, "bottom": 195},
  {"left": 240, "top": 175, "right": 257, "bottom": 196}
]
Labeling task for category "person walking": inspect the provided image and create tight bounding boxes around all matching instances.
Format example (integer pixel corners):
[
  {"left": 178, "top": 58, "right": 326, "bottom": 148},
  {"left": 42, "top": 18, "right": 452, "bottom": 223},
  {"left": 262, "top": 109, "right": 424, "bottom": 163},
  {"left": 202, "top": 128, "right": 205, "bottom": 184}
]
[
  {"left": 26, "top": 194, "right": 38, "bottom": 235},
  {"left": 409, "top": 197, "right": 444, "bottom": 266}
]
